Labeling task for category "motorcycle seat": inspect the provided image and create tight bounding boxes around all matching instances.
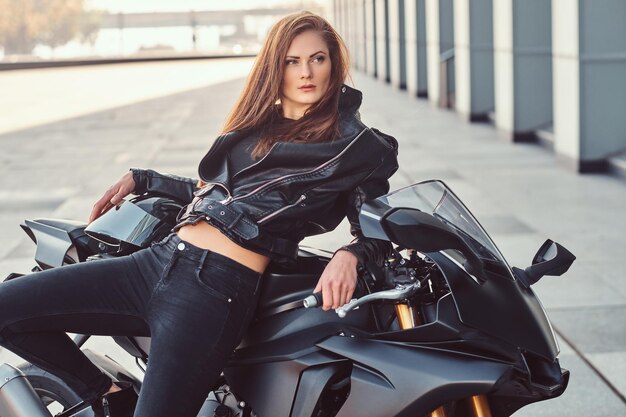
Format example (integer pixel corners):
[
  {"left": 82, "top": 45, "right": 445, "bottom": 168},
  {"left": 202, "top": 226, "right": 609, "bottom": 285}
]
[{"left": 32, "top": 218, "right": 88, "bottom": 234}]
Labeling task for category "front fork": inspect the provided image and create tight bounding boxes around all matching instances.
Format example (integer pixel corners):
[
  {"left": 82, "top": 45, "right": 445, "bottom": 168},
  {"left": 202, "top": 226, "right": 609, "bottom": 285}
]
[{"left": 394, "top": 304, "right": 493, "bottom": 417}]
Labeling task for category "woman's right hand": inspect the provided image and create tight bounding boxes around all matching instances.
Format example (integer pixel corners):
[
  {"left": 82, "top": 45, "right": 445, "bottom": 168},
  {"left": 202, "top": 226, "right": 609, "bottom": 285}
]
[{"left": 88, "top": 171, "right": 136, "bottom": 223}]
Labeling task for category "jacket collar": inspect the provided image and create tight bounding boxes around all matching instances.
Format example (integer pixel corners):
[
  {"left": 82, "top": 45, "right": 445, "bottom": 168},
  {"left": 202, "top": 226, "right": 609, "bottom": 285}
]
[
  {"left": 198, "top": 84, "right": 364, "bottom": 182},
  {"left": 338, "top": 84, "right": 363, "bottom": 115}
]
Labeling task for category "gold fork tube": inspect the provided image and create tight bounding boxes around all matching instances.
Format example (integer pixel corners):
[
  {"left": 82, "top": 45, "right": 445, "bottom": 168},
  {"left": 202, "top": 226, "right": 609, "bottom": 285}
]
[
  {"left": 395, "top": 304, "right": 416, "bottom": 328},
  {"left": 468, "top": 395, "right": 492, "bottom": 417},
  {"left": 429, "top": 406, "right": 447, "bottom": 417}
]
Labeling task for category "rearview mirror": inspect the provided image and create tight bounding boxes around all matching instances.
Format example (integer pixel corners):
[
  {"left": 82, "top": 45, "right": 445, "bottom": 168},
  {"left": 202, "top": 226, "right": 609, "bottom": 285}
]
[{"left": 514, "top": 239, "right": 576, "bottom": 288}]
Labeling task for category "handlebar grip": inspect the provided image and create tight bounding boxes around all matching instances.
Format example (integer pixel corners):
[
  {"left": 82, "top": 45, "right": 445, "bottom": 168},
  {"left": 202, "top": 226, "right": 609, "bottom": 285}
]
[{"left": 303, "top": 292, "right": 323, "bottom": 308}]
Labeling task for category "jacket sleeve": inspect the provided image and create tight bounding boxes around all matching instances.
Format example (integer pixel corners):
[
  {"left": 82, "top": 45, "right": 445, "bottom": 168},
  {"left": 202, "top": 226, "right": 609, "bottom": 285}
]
[
  {"left": 336, "top": 143, "right": 399, "bottom": 269},
  {"left": 130, "top": 168, "right": 199, "bottom": 204}
]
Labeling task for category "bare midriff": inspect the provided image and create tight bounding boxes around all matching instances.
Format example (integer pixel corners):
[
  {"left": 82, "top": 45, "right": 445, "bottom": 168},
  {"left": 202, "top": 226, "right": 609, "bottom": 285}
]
[{"left": 176, "top": 221, "right": 270, "bottom": 274}]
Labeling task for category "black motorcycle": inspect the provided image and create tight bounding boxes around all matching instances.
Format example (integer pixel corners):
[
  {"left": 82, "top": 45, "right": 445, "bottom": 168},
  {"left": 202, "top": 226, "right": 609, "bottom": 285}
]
[{"left": 0, "top": 180, "right": 574, "bottom": 417}]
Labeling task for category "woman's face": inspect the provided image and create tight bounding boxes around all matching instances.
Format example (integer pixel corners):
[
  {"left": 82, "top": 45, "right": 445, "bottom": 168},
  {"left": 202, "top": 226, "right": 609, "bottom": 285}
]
[{"left": 281, "top": 30, "right": 332, "bottom": 120}]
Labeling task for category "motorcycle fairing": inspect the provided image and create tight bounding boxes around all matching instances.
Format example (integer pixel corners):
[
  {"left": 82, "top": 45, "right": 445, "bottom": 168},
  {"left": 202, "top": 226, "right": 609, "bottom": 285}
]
[
  {"left": 356, "top": 180, "right": 560, "bottom": 361},
  {"left": 319, "top": 336, "right": 513, "bottom": 417},
  {"left": 226, "top": 337, "right": 512, "bottom": 417},
  {"left": 428, "top": 253, "right": 559, "bottom": 361},
  {"left": 84, "top": 196, "right": 181, "bottom": 248}
]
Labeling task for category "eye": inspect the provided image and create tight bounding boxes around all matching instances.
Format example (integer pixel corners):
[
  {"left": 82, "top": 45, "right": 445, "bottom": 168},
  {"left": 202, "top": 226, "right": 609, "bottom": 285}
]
[
  {"left": 312, "top": 55, "right": 325, "bottom": 63},
  {"left": 286, "top": 59, "right": 298, "bottom": 65}
]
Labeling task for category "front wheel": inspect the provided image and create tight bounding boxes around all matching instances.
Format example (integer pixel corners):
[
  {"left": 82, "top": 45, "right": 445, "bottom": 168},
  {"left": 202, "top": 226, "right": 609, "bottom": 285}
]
[{"left": 16, "top": 362, "right": 94, "bottom": 416}]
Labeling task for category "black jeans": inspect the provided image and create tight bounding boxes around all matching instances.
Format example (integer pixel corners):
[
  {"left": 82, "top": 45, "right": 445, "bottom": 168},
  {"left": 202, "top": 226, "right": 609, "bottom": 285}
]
[{"left": 0, "top": 233, "right": 262, "bottom": 417}]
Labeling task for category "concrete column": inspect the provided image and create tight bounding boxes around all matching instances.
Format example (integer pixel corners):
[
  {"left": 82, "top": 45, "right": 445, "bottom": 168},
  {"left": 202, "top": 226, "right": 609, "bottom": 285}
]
[
  {"left": 350, "top": 0, "right": 359, "bottom": 68},
  {"left": 416, "top": 0, "right": 428, "bottom": 96},
  {"left": 341, "top": 0, "right": 348, "bottom": 49},
  {"left": 365, "top": 0, "right": 377, "bottom": 76},
  {"left": 387, "top": 0, "right": 400, "bottom": 87},
  {"left": 425, "top": 0, "right": 454, "bottom": 105},
  {"left": 398, "top": 0, "right": 407, "bottom": 89},
  {"left": 375, "top": 0, "right": 389, "bottom": 81},
  {"left": 338, "top": 0, "right": 345, "bottom": 48},
  {"left": 404, "top": 0, "right": 427, "bottom": 96},
  {"left": 493, "top": 0, "right": 552, "bottom": 141},
  {"left": 553, "top": 0, "right": 626, "bottom": 172},
  {"left": 388, "top": 0, "right": 401, "bottom": 88},
  {"left": 332, "top": 0, "right": 339, "bottom": 37},
  {"left": 453, "top": 0, "right": 494, "bottom": 121},
  {"left": 404, "top": 0, "right": 418, "bottom": 94},
  {"left": 355, "top": 0, "right": 367, "bottom": 71}
]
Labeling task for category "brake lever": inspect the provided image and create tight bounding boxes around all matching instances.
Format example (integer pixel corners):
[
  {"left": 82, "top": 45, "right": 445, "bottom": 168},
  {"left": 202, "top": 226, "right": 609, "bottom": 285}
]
[{"left": 335, "top": 283, "right": 421, "bottom": 318}]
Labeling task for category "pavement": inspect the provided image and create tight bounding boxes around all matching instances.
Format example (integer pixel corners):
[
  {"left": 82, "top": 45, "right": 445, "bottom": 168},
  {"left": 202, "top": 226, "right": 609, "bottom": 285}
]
[{"left": 0, "top": 60, "right": 624, "bottom": 416}]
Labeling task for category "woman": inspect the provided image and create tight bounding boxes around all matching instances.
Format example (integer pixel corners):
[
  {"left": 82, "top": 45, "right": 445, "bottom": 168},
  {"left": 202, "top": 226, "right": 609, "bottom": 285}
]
[{"left": 0, "top": 11, "right": 398, "bottom": 417}]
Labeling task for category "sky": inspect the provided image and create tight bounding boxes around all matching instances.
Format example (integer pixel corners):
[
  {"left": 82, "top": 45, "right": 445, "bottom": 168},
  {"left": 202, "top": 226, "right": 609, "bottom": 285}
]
[{"left": 86, "top": 0, "right": 321, "bottom": 13}]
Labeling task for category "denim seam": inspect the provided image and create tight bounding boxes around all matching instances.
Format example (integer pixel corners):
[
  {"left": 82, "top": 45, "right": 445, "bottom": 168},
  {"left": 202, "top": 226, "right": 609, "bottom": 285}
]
[
  {"left": 2, "top": 310, "right": 144, "bottom": 326},
  {"left": 152, "top": 249, "right": 180, "bottom": 295}
]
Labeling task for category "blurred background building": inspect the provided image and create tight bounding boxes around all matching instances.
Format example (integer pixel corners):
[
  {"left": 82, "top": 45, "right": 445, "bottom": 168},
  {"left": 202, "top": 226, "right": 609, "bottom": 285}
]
[
  {"left": 330, "top": 0, "right": 626, "bottom": 177},
  {"left": 0, "top": 0, "right": 327, "bottom": 59},
  {"left": 1, "top": 1, "right": 624, "bottom": 178}
]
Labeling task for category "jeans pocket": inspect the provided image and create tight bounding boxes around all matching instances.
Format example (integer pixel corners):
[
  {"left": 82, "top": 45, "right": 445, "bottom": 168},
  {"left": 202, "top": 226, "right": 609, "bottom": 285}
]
[{"left": 194, "top": 264, "right": 239, "bottom": 303}]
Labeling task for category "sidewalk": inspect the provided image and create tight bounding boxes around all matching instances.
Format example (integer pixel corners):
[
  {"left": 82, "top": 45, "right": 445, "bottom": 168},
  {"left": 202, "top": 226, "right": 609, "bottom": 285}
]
[{"left": 0, "top": 62, "right": 624, "bottom": 415}]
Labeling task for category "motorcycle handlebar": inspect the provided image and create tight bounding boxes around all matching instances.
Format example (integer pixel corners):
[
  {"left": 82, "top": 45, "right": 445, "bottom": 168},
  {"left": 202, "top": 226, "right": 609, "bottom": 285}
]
[
  {"left": 303, "top": 283, "right": 421, "bottom": 317},
  {"left": 303, "top": 292, "right": 323, "bottom": 308}
]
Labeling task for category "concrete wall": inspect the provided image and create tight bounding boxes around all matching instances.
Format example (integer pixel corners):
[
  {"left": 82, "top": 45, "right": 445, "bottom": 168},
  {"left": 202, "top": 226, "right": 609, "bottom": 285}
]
[
  {"left": 553, "top": 0, "right": 626, "bottom": 170},
  {"left": 332, "top": 0, "right": 626, "bottom": 174}
]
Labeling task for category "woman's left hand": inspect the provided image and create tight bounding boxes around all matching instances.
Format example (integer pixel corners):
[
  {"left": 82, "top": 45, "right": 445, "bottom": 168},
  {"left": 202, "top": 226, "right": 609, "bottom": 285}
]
[{"left": 313, "top": 250, "right": 359, "bottom": 311}]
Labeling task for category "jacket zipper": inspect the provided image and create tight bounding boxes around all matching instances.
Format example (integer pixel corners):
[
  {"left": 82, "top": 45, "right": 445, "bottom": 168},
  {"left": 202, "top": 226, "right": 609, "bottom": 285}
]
[
  {"left": 257, "top": 194, "right": 307, "bottom": 224},
  {"left": 102, "top": 397, "right": 111, "bottom": 417},
  {"left": 199, "top": 127, "right": 368, "bottom": 220},
  {"left": 227, "top": 127, "right": 368, "bottom": 205}
]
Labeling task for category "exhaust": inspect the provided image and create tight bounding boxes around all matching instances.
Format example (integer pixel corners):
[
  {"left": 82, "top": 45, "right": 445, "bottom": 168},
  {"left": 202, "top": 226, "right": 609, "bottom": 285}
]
[{"left": 0, "top": 363, "right": 51, "bottom": 417}]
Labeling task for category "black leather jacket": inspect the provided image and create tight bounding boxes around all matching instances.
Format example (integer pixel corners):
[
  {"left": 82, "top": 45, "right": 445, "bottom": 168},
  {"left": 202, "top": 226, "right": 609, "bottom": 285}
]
[{"left": 131, "top": 85, "right": 399, "bottom": 268}]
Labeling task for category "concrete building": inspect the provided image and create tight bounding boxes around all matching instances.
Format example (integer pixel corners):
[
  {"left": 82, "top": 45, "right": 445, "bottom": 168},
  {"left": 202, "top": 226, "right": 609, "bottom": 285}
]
[{"left": 331, "top": 0, "right": 626, "bottom": 176}]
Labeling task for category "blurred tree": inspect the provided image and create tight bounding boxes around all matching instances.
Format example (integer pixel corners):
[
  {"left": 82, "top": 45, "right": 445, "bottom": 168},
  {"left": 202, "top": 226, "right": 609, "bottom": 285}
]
[
  {"left": 0, "top": 0, "right": 101, "bottom": 55},
  {"left": 79, "top": 9, "right": 105, "bottom": 48}
]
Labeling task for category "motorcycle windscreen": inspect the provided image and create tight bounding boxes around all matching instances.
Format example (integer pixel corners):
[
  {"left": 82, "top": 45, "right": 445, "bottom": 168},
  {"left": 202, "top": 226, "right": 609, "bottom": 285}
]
[
  {"left": 360, "top": 180, "right": 560, "bottom": 359},
  {"left": 363, "top": 180, "right": 510, "bottom": 268},
  {"left": 85, "top": 200, "right": 162, "bottom": 248}
]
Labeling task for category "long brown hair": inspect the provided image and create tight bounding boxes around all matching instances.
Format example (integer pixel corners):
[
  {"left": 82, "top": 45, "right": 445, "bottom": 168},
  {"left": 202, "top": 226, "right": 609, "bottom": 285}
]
[{"left": 221, "top": 11, "right": 350, "bottom": 159}]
